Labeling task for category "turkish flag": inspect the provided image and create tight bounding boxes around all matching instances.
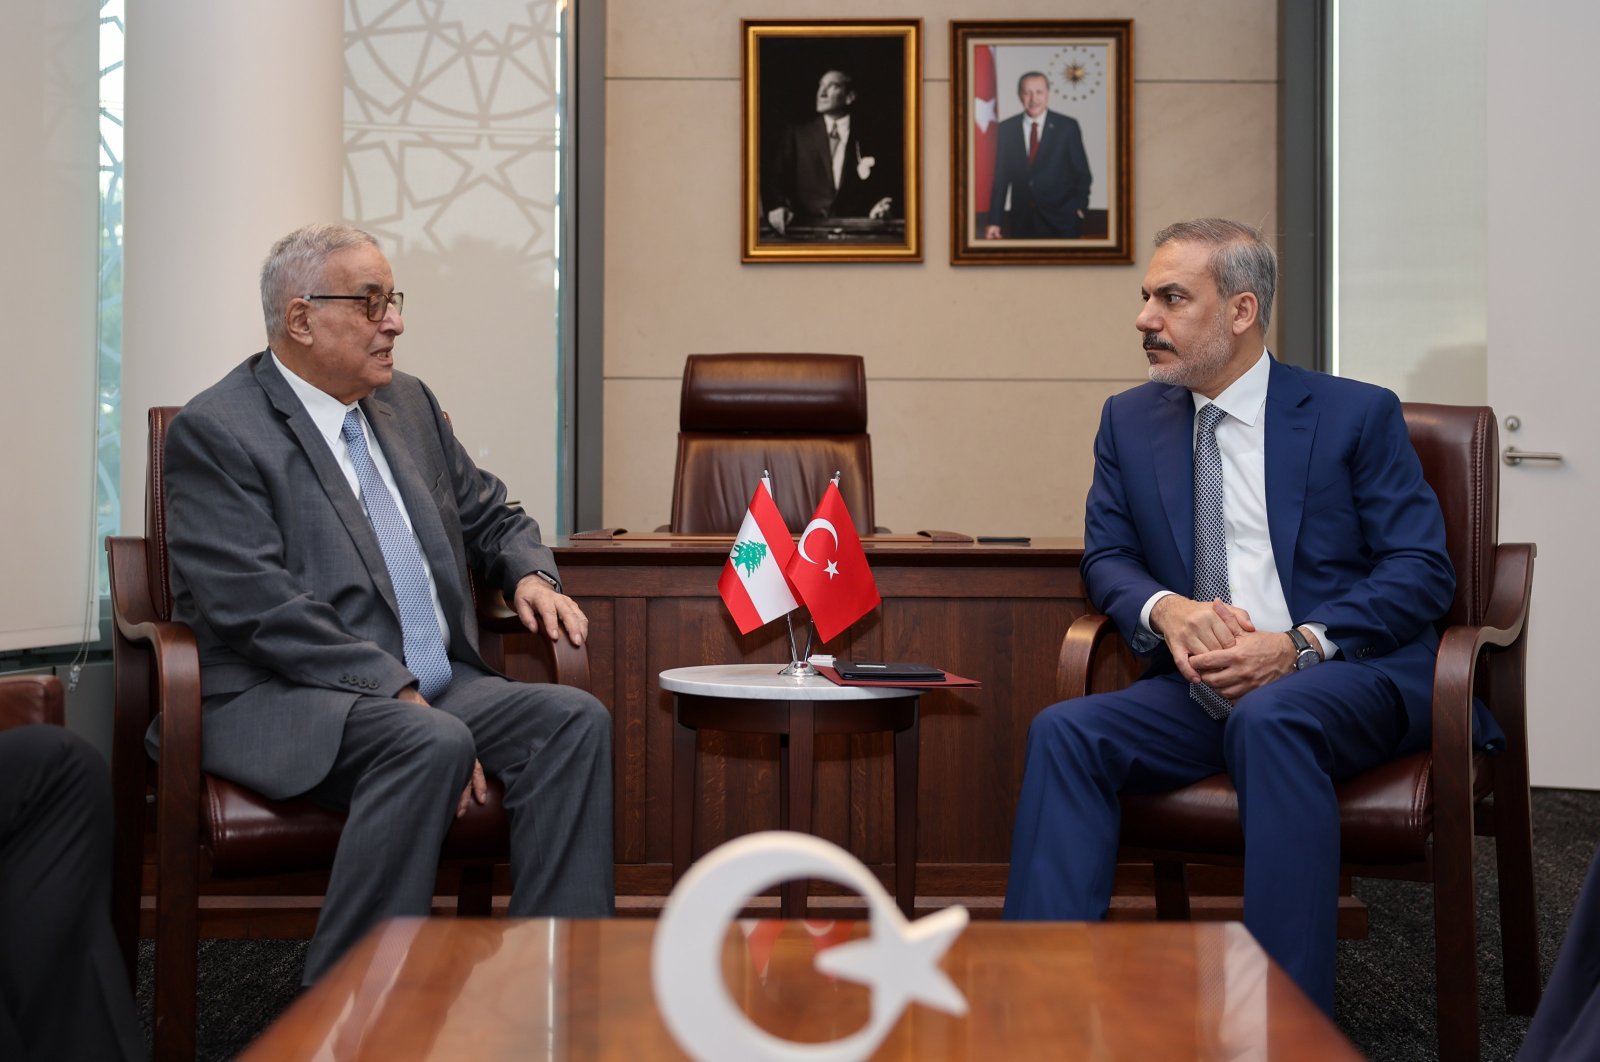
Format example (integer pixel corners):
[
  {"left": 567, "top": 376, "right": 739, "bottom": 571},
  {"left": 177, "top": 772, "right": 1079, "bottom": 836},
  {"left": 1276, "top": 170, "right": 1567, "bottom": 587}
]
[
  {"left": 973, "top": 44, "right": 998, "bottom": 233},
  {"left": 784, "top": 483, "right": 880, "bottom": 643}
]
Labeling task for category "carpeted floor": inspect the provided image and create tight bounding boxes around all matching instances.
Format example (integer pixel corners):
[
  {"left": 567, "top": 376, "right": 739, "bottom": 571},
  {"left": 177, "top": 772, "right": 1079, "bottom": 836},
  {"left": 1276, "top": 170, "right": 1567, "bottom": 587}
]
[{"left": 138, "top": 788, "right": 1600, "bottom": 1060}]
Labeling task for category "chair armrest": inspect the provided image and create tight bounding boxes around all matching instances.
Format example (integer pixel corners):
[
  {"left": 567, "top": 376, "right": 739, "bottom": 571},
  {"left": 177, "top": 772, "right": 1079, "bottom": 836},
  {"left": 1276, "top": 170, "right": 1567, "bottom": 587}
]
[
  {"left": 472, "top": 579, "right": 592, "bottom": 692},
  {"left": 1428, "top": 542, "right": 1536, "bottom": 817},
  {"left": 0, "top": 674, "right": 64, "bottom": 730},
  {"left": 1057, "top": 611, "right": 1139, "bottom": 701}
]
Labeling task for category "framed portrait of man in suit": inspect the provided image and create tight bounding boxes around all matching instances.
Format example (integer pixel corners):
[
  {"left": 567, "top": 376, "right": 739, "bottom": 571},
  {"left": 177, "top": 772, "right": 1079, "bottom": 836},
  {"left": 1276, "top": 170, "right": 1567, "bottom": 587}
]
[
  {"left": 743, "top": 19, "right": 922, "bottom": 263},
  {"left": 950, "top": 20, "right": 1133, "bottom": 265}
]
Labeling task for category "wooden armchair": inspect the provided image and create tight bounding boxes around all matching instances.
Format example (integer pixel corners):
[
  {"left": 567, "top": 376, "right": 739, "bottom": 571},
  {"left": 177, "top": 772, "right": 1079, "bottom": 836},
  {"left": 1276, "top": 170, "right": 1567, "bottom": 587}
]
[
  {"left": 108, "top": 406, "right": 590, "bottom": 1061},
  {"left": 1056, "top": 403, "right": 1538, "bottom": 1062}
]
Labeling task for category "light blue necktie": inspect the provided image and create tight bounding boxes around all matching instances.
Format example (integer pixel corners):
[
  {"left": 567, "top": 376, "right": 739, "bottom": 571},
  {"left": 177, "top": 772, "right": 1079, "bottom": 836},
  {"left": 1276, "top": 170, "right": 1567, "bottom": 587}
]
[
  {"left": 340, "top": 408, "right": 453, "bottom": 701},
  {"left": 1190, "top": 403, "right": 1233, "bottom": 720}
]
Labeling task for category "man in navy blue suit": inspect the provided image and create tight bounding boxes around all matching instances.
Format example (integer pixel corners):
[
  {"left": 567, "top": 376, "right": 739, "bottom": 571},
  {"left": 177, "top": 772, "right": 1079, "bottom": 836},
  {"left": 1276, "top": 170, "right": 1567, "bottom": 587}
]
[
  {"left": 982, "top": 71, "right": 1091, "bottom": 239},
  {"left": 1004, "top": 218, "right": 1461, "bottom": 1015}
]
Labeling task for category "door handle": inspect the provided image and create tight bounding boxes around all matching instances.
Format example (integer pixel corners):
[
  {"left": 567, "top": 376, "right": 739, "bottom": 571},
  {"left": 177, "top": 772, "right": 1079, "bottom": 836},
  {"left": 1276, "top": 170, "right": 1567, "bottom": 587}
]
[{"left": 1502, "top": 446, "right": 1564, "bottom": 466}]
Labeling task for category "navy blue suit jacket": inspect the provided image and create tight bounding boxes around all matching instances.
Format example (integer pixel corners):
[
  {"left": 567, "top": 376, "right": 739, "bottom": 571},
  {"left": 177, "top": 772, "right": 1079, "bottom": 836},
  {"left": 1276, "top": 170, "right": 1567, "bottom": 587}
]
[
  {"left": 1081, "top": 357, "right": 1456, "bottom": 753},
  {"left": 984, "top": 110, "right": 1091, "bottom": 237}
]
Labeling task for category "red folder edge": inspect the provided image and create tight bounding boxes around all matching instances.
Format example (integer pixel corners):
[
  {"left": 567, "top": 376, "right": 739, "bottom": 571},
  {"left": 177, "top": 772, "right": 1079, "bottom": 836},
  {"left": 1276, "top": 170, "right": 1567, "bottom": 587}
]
[{"left": 815, "top": 665, "right": 982, "bottom": 689}]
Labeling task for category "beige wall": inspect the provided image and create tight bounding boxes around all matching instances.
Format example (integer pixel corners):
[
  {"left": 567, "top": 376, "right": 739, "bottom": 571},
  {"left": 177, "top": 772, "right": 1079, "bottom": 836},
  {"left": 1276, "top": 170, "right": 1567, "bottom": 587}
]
[{"left": 603, "top": 1, "right": 1278, "bottom": 537}]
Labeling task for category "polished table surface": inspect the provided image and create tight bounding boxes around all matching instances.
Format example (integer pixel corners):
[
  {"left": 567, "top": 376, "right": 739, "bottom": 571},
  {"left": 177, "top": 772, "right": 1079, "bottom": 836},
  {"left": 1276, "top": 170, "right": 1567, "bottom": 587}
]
[
  {"left": 241, "top": 917, "right": 1361, "bottom": 1060},
  {"left": 659, "top": 663, "right": 918, "bottom": 700}
]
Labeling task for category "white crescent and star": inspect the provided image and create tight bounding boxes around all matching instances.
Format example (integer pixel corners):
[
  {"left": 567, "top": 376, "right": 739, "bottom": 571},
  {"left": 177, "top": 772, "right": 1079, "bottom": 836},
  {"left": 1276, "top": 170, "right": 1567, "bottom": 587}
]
[
  {"left": 651, "top": 832, "right": 969, "bottom": 1062},
  {"left": 798, "top": 518, "right": 842, "bottom": 579}
]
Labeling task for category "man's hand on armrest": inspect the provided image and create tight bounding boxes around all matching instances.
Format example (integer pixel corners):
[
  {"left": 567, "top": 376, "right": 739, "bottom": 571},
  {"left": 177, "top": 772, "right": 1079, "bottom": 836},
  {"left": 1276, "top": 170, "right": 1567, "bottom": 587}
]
[{"left": 513, "top": 572, "right": 589, "bottom": 646}]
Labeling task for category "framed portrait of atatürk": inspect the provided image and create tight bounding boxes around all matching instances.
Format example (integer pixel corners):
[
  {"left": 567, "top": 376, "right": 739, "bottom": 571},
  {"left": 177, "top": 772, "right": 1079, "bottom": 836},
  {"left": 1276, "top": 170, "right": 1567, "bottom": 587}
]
[
  {"left": 950, "top": 20, "right": 1133, "bottom": 265},
  {"left": 743, "top": 19, "right": 922, "bottom": 263}
]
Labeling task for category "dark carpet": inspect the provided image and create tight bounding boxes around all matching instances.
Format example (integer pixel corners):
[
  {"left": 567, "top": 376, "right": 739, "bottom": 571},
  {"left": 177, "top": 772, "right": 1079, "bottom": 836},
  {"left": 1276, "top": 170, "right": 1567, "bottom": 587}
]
[{"left": 137, "top": 788, "right": 1600, "bottom": 1060}]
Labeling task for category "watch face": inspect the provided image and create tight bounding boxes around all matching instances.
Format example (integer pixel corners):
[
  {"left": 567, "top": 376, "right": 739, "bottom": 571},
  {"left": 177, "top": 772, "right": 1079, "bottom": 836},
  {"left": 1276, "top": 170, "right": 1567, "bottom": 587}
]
[{"left": 1296, "top": 648, "right": 1320, "bottom": 670}]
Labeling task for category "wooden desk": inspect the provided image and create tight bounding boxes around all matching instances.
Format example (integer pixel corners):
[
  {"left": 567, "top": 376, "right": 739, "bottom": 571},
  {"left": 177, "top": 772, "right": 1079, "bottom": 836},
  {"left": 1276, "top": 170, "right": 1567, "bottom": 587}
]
[
  {"left": 523, "top": 535, "right": 1092, "bottom": 906},
  {"left": 242, "top": 917, "right": 1362, "bottom": 1060}
]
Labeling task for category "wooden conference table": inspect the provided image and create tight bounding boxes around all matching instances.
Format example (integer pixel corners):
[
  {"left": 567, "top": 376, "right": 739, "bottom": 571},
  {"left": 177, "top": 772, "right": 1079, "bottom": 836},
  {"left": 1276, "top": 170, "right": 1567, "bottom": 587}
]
[
  {"left": 242, "top": 917, "right": 1361, "bottom": 1059},
  {"left": 504, "top": 533, "right": 1102, "bottom": 907}
]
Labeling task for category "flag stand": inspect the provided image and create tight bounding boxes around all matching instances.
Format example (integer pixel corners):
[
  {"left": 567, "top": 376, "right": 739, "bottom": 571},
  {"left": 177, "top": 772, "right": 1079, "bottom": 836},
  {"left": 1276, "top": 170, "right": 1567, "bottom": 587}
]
[{"left": 778, "top": 611, "right": 818, "bottom": 677}]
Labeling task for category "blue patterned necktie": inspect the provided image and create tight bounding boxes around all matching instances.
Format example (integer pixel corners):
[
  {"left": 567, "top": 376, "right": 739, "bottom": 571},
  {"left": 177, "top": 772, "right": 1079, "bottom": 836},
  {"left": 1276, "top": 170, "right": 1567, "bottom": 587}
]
[
  {"left": 1190, "top": 403, "right": 1233, "bottom": 720},
  {"left": 340, "top": 408, "right": 453, "bottom": 701}
]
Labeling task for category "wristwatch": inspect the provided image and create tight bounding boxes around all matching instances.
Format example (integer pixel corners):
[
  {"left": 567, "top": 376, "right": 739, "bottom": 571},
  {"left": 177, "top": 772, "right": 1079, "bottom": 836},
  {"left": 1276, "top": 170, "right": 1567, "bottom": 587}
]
[
  {"left": 531, "top": 570, "right": 560, "bottom": 592},
  {"left": 1287, "top": 627, "right": 1321, "bottom": 671}
]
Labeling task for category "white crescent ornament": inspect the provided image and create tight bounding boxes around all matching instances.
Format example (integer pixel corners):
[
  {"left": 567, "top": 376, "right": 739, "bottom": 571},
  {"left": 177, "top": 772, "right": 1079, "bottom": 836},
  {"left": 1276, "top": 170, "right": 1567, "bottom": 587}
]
[{"left": 651, "top": 831, "right": 969, "bottom": 1062}]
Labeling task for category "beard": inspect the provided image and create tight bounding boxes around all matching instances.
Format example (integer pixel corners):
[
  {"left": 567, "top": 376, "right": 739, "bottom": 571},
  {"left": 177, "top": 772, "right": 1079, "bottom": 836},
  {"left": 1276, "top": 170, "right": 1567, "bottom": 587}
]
[{"left": 1146, "top": 311, "right": 1234, "bottom": 390}]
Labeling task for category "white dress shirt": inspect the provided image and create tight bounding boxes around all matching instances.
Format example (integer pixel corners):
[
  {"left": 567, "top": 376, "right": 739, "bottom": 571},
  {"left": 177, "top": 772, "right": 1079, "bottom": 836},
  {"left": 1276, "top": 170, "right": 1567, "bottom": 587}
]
[
  {"left": 1139, "top": 351, "right": 1336, "bottom": 659},
  {"left": 271, "top": 350, "right": 451, "bottom": 642},
  {"left": 1020, "top": 115, "right": 1043, "bottom": 150}
]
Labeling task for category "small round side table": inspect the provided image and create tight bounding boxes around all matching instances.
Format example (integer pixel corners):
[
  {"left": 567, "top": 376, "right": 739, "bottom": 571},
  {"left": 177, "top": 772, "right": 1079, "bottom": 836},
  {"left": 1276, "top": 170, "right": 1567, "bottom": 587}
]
[{"left": 660, "top": 664, "right": 920, "bottom": 918}]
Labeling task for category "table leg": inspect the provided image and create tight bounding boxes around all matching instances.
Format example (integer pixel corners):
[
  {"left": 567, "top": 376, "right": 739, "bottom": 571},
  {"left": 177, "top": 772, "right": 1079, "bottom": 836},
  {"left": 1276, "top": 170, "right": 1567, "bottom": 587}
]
[
  {"left": 672, "top": 702, "right": 696, "bottom": 885},
  {"left": 783, "top": 700, "right": 815, "bottom": 918},
  {"left": 894, "top": 702, "right": 920, "bottom": 918}
]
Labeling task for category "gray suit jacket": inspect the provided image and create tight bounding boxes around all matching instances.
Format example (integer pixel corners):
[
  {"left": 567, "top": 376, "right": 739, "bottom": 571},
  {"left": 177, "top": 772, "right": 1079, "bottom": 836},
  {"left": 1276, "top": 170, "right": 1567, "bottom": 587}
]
[{"left": 159, "top": 352, "right": 556, "bottom": 799}]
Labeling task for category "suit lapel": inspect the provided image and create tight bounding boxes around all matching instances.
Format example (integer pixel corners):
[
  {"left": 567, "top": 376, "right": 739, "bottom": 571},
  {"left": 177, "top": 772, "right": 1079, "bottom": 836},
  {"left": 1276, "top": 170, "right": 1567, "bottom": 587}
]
[
  {"left": 1151, "top": 384, "right": 1197, "bottom": 580},
  {"left": 805, "top": 118, "right": 834, "bottom": 188},
  {"left": 1262, "top": 359, "right": 1316, "bottom": 604},
  {"left": 254, "top": 355, "right": 399, "bottom": 613}
]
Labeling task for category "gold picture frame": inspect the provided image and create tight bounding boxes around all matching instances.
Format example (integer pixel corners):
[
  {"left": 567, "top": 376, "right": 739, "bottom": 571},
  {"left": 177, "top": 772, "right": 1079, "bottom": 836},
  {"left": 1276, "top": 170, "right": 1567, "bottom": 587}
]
[
  {"left": 950, "top": 20, "right": 1134, "bottom": 265},
  {"left": 743, "top": 19, "right": 922, "bottom": 263}
]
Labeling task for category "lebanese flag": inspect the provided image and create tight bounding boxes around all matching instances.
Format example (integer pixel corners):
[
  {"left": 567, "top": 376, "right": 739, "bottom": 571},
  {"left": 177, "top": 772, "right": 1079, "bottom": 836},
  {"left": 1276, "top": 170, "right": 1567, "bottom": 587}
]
[
  {"left": 783, "top": 483, "right": 880, "bottom": 643},
  {"left": 973, "top": 44, "right": 998, "bottom": 231},
  {"left": 717, "top": 478, "right": 800, "bottom": 634}
]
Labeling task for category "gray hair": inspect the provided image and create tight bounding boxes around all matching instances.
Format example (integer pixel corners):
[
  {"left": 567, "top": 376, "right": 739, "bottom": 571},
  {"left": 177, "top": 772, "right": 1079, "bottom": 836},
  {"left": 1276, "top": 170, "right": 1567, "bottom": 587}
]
[
  {"left": 1153, "top": 218, "right": 1277, "bottom": 332},
  {"left": 260, "top": 223, "right": 380, "bottom": 341},
  {"left": 1017, "top": 71, "right": 1049, "bottom": 95}
]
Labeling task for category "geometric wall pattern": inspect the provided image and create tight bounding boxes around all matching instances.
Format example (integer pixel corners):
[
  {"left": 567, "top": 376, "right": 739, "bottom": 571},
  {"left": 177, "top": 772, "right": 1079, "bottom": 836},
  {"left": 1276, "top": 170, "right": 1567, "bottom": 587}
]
[
  {"left": 343, "top": 0, "right": 565, "bottom": 521},
  {"left": 344, "top": 0, "right": 561, "bottom": 265}
]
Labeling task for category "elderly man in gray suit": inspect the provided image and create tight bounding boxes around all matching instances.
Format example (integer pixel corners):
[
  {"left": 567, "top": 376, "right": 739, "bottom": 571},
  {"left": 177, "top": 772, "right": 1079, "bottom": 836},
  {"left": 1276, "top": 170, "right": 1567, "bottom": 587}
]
[{"left": 157, "top": 223, "right": 613, "bottom": 983}]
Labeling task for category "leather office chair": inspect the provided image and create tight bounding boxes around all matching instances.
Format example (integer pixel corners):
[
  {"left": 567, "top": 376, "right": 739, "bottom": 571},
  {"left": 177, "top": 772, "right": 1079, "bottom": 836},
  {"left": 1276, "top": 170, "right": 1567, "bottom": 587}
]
[
  {"left": 1055, "top": 403, "right": 1538, "bottom": 1062},
  {"left": 668, "top": 353, "right": 876, "bottom": 534},
  {"left": 108, "top": 406, "right": 591, "bottom": 1062},
  {"left": 0, "top": 673, "right": 64, "bottom": 729}
]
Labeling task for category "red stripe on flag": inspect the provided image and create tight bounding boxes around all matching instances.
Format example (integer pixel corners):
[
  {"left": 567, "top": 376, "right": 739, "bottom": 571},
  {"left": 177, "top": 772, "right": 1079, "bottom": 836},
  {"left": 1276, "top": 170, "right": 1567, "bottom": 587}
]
[
  {"left": 717, "top": 562, "right": 766, "bottom": 635},
  {"left": 749, "top": 482, "right": 798, "bottom": 575}
]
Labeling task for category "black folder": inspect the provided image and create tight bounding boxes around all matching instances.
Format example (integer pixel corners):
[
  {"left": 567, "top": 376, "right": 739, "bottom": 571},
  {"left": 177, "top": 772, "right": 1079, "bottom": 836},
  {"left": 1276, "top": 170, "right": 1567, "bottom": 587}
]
[{"left": 835, "top": 661, "right": 946, "bottom": 682}]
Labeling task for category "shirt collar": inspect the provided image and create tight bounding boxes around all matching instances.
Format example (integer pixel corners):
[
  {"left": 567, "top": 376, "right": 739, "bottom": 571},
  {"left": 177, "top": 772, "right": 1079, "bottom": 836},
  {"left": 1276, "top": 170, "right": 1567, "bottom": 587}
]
[
  {"left": 1192, "top": 349, "right": 1271, "bottom": 427},
  {"left": 829, "top": 115, "right": 851, "bottom": 137},
  {"left": 270, "top": 348, "right": 363, "bottom": 450}
]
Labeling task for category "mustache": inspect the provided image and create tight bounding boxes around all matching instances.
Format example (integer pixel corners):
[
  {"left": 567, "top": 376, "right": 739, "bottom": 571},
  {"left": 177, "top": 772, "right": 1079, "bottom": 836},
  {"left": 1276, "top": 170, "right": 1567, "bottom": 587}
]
[{"left": 1143, "top": 335, "right": 1176, "bottom": 353}]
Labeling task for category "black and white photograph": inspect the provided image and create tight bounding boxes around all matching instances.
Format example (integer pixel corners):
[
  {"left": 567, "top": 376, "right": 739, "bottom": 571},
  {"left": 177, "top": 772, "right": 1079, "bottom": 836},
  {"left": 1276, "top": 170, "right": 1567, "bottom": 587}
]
[{"left": 743, "top": 20, "right": 922, "bottom": 263}]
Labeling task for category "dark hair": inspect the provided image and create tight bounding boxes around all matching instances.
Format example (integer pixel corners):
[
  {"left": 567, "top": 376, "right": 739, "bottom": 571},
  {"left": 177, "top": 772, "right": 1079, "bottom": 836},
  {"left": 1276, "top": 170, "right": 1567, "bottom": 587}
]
[{"left": 1016, "top": 71, "right": 1049, "bottom": 96}]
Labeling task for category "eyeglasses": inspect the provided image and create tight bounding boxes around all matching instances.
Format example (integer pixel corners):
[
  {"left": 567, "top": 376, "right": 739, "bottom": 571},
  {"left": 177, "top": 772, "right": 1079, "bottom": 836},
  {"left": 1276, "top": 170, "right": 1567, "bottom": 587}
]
[{"left": 303, "top": 291, "right": 404, "bottom": 322}]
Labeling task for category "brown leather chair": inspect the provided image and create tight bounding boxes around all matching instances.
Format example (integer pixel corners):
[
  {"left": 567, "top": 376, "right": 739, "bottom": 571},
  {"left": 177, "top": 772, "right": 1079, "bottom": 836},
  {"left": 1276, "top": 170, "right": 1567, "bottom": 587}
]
[
  {"left": 0, "top": 673, "right": 64, "bottom": 729},
  {"left": 108, "top": 406, "right": 591, "bottom": 1062},
  {"left": 1055, "top": 403, "right": 1538, "bottom": 1062},
  {"left": 668, "top": 353, "right": 876, "bottom": 534}
]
